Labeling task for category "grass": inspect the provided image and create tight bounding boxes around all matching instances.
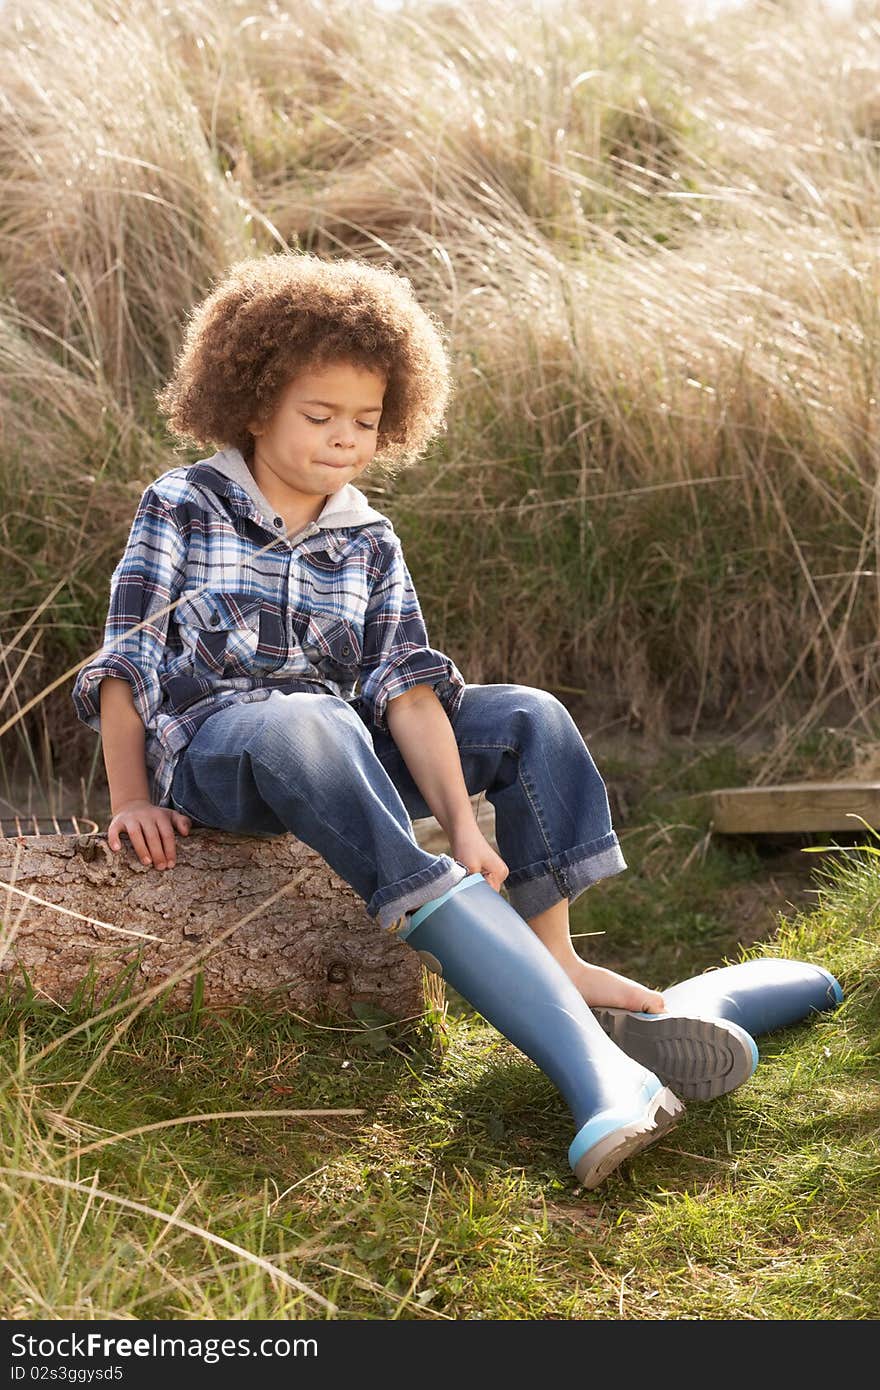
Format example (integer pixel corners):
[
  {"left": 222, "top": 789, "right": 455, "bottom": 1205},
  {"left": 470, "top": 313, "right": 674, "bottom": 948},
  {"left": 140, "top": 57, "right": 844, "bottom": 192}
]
[{"left": 2, "top": 739, "right": 878, "bottom": 1320}]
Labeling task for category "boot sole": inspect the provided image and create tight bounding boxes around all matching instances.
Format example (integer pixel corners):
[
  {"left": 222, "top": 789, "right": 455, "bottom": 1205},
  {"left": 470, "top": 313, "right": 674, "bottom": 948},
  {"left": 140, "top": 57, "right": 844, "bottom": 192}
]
[
  {"left": 572, "top": 1085, "right": 684, "bottom": 1189},
  {"left": 592, "top": 1009, "right": 759, "bottom": 1101}
]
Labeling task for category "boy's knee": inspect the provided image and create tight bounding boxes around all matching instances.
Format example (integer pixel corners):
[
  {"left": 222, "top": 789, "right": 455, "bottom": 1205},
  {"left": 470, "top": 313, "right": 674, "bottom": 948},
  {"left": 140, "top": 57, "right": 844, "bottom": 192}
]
[{"left": 495, "top": 684, "right": 572, "bottom": 736}]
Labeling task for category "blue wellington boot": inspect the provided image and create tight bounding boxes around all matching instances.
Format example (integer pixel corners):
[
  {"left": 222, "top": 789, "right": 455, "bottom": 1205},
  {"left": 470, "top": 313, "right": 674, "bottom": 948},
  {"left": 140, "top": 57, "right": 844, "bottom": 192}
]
[
  {"left": 593, "top": 958, "right": 843, "bottom": 1101},
  {"left": 396, "top": 873, "right": 684, "bottom": 1189}
]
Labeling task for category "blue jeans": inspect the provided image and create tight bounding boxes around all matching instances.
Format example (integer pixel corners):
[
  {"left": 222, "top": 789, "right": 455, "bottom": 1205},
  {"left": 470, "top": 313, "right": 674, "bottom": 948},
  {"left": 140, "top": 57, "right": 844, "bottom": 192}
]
[{"left": 168, "top": 683, "right": 627, "bottom": 929}]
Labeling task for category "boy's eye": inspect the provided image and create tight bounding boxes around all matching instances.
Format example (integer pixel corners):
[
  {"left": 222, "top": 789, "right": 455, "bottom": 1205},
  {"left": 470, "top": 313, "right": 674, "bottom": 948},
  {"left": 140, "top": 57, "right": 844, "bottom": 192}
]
[{"left": 303, "top": 414, "right": 377, "bottom": 430}]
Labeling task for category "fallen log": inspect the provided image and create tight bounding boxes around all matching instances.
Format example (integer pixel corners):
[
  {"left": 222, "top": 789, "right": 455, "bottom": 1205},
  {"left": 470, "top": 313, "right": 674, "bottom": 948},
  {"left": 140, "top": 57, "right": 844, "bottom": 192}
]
[{"left": 0, "top": 827, "right": 435, "bottom": 1022}]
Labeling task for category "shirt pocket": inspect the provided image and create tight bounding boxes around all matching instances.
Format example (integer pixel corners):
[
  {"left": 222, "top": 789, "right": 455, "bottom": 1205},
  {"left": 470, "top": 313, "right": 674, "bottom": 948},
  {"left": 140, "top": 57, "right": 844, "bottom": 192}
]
[
  {"left": 298, "top": 542, "right": 370, "bottom": 616},
  {"left": 303, "top": 614, "right": 363, "bottom": 681},
  {"left": 174, "top": 590, "right": 282, "bottom": 678}
]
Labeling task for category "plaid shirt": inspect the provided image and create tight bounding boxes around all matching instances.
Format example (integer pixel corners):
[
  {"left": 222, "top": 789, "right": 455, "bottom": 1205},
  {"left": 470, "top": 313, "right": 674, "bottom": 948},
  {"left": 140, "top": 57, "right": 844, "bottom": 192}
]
[{"left": 71, "top": 447, "right": 467, "bottom": 808}]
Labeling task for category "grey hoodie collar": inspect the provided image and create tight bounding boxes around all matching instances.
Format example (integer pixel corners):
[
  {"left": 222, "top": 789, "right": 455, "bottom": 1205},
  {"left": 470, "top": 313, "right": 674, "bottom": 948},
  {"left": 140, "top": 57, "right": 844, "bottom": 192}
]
[{"left": 201, "top": 446, "right": 389, "bottom": 536}]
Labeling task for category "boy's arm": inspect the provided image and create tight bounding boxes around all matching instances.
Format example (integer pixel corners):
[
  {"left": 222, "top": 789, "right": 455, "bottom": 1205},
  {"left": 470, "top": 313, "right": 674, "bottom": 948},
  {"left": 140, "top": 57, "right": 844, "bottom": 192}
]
[
  {"left": 71, "top": 484, "right": 189, "bottom": 749},
  {"left": 358, "top": 532, "right": 467, "bottom": 734},
  {"left": 71, "top": 486, "right": 189, "bottom": 811},
  {"left": 99, "top": 677, "right": 151, "bottom": 813},
  {"left": 385, "top": 684, "right": 475, "bottom": 836}
]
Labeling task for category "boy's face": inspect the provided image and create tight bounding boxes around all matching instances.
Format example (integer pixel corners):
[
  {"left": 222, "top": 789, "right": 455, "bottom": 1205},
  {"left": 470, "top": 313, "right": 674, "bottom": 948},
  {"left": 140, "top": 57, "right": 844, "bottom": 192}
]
[{"left": 247, "top": 359, "right": 386, "bottom": 508}]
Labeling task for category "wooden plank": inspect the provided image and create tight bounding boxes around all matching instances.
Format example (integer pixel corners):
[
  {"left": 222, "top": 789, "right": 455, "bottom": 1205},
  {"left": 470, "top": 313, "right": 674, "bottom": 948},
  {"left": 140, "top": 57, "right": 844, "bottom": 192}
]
[{"left": 710, "top": 781, "right": 880, "bottom": 834}]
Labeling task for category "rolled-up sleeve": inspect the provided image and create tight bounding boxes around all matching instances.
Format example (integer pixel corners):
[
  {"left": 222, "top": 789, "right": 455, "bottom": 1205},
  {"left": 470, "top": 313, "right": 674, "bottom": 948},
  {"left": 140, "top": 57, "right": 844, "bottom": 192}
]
[
  {"left": 71, "top": 485, "right": 188, "bottom": 734},
  {"left": 359, "top": 533, "right": 466, "bottom": 733}
]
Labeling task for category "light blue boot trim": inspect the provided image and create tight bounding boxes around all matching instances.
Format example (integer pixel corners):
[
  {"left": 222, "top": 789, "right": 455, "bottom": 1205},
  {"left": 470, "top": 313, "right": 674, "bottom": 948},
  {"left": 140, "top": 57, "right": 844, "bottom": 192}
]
[
  {"left": 568, "top": 1075, "right": 665, "bottom": 1172},
  {"left": 398, "top": 872, "right": 485, "bottom": 939},
  {"left": 815, "top": 965, "right": 844, "bottom": 1006}
]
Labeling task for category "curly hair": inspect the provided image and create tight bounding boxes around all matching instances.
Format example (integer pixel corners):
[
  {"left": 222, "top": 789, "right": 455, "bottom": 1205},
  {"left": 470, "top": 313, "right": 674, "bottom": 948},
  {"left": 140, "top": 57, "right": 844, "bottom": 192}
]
[{"left": 154, "top": 253, "right": 453, "bottom": 475}]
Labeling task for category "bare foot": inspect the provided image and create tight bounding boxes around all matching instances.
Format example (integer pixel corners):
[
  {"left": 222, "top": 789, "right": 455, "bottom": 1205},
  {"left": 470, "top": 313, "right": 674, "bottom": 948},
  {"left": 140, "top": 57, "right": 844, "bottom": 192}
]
[
  {"left": 522, "top": 906, "right": 666, "bottom": 1012},
  {"left": 567, "top": 960, "right": 666, "bottom": 1013}
]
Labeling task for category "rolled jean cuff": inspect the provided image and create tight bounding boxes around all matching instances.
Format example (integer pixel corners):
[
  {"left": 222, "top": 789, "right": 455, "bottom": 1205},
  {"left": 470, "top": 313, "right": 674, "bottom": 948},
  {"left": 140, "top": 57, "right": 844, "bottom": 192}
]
[
  {"left": 504, "top": 831, "right": 627, "bottom": 919},
  {"left": 371, "top": 856, "right": 469, "bottom": 930}
]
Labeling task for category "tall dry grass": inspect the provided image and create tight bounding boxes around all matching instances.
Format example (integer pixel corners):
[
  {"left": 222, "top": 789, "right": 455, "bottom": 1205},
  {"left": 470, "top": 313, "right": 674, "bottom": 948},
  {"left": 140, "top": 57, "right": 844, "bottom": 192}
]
[
  {"left": 2, "top": 0, "right": 880, "bottom": 1319},
  {"left": 2, "top": 0, "right": 880, "bottom": 802}
]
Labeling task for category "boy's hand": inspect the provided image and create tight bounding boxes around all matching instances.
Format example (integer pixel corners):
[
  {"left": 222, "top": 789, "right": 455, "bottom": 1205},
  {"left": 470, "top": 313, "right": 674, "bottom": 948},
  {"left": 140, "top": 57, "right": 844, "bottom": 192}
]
[
  {"left": 107, "top": 799, "right": 192, "bottom": 870},
  {"left": 449, "top": 823, "right": 508, "bottom": 894}
]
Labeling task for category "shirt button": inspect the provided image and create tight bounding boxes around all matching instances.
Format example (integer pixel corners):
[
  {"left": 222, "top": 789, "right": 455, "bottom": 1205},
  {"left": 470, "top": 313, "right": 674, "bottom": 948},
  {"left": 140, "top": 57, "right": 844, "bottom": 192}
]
[
  {"left": 341, "top": 645, "right": 351, "bottom": 656},
  {"left": 209, "top": 612, "right": 220, "bottom": 626},
  {"left": 274, "top": 516, "right": 283, "bottom": 528}
]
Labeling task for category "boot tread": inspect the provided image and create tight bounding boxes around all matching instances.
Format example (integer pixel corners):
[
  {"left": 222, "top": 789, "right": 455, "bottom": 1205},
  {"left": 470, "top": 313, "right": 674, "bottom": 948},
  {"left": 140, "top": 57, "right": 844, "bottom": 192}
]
[{"left": 592, "top": 1008, "right": 758, "bottom": 1101}]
